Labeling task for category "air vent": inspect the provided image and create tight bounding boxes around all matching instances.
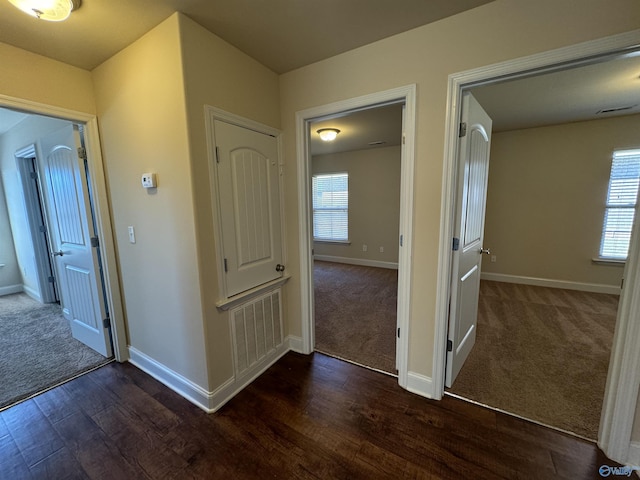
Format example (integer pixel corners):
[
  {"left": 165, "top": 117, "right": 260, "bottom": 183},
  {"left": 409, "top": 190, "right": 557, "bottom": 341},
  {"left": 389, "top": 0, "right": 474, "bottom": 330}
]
[
  {"left": 596, "top": 105, "right": 637, "bottom": 114},
  {"left": 368, "top": 140, "right": 387, "bottom": 146}
]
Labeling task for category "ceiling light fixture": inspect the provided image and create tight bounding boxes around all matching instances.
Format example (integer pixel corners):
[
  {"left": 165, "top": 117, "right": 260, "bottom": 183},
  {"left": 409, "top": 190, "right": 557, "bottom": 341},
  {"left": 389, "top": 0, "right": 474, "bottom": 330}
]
[
  {"left": 317, "top": 128, "right": 340, "bottom": 142},
  {"left": 7, "top": 0, "right": 81, "bottom": 21}
]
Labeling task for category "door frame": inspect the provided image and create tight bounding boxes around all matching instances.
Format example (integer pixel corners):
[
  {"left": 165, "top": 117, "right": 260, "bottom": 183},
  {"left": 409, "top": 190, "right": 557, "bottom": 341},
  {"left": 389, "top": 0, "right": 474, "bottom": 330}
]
[
  {"left": 0, "top": 94, "right": 127, "bottom": 362},
  {"left": 433, "top": 29, "right": 640, "bottom": 464},
  {"left": 295, "top": 84, "right": 416, "bottom": 389}
]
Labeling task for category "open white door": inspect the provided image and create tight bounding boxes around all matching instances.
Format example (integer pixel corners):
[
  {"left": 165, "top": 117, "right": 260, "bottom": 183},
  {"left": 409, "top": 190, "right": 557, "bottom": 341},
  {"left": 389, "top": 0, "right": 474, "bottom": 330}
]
[
  {"left": 445, "top": 92, "right": 492, "bottom": 388},
  {"left": 214, "top": 120, "right": 283, "bottom": 297},
  {"left": 40, "top": 124, "right": 112, "bottom": 357}
]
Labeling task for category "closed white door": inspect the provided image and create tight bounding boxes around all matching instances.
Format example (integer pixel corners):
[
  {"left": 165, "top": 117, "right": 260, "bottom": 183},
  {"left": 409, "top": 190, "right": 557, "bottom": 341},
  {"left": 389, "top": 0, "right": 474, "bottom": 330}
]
[
  {"left": 40, "top": 125, "right": 112, "bottom": 357},
  {"left": 214, "top": 120, "right": 283, "bottom": 297},
  {"left": 445, "top": 92, "right": 492, "bottom": 388}
]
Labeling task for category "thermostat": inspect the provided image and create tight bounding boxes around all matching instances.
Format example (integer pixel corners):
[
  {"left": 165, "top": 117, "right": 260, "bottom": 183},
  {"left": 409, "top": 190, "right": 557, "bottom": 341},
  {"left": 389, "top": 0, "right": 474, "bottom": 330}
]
[{"left": 141, "top": 173, "right": 157, "bottom": 188}]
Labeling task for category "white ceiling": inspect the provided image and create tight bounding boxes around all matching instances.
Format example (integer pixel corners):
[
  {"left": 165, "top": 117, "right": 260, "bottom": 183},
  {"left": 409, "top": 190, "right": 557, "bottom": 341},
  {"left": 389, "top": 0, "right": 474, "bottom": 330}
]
[
  {"left": 472, "top": 51, "right": 640, "bottom": 132},
  {"left": 0, "top": 108, "right": 27, "bottom": 135},
  {"left": 0, "top": 0, "right": 493, "bottom": 73}
]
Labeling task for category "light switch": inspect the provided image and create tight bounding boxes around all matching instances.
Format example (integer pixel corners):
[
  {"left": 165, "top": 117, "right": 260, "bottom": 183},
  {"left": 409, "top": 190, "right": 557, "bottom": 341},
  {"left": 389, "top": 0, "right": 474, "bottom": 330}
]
[{"left": 128, "top": 226, "right": 136, "bottom": 244}]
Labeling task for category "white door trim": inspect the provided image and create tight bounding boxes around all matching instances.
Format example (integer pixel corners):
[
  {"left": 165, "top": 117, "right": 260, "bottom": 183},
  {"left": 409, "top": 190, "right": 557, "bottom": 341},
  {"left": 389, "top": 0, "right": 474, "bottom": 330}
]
[
  {"left": 0, "top": 94, "right": 127, "bottom": 362},
  {"left": 433, "top": 29, "right": 640, "bottom": 464},
  {"left": 295, "top": 84, "right": 416, "bottom": 389}
]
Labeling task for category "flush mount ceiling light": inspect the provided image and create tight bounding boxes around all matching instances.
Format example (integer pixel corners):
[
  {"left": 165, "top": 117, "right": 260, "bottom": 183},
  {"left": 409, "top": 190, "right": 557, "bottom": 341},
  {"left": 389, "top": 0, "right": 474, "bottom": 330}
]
[
  {"left": 8, "top": 0, "right": 81, "bottom": 21},
  {"left": 317, "top": 128, "right": 340, "bottom": 142}
]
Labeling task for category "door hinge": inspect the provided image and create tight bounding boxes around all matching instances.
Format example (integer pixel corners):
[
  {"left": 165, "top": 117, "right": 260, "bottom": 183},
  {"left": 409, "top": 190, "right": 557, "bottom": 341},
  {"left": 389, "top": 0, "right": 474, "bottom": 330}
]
[
  {"left": 447, "top": 339, "right": 453, "bottom": 352},
  {"left": 452, "top": 237, "right": 460, "bottom": 251},
  {"left": 30, "top": 171, "right": 38, "bottom": 180},
  {"left": 77, "top": 147, "right": 87, "bottom": 160},
  {"left": 215, "top": 146, "right": 220, "bottom": 164},
  {"left": 402, "top": 134, "right": 406, "bottom": 145},
  {"left": 39, "top": 224, "right": 47, "bottom": 233},
  {"left": 621, "top": 277, "right": 624, "bottom": 290},
  {"left": 459, "top": 122, "right": 467, "bottom": 138},
  {"left": 224, "top": 258, "right": 228, "bottom": 272},
  {"left": 400, "top": 234, "right": 404, "bottom": 247},
  {"left": 397, "top": 327, "right": 400, "bottom": 338},
  {"left": 103, "top": 317, "right": 111, "bottom": 329},
  {"left": 90, "top": 236, "right": 99, "bottom": 248},
  {"left": 48, "top": 276, "right": 55, "bottom": 284}
]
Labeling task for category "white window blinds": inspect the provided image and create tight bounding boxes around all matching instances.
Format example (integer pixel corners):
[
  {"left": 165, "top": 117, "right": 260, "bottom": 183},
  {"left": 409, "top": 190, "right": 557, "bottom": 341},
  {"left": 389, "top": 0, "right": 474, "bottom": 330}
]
[
  {"left": 600, "top": 149, "right": 640, "bottom": 259},
  {"left": 312, "top": 173, "right": 348, "bottom": 241}
]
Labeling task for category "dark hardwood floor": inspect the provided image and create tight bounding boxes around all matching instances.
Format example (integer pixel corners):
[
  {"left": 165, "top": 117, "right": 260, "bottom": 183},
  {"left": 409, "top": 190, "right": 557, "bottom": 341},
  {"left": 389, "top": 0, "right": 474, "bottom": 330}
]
[{"left": 0, "top": 352, "right": 618, "bottom": 479}]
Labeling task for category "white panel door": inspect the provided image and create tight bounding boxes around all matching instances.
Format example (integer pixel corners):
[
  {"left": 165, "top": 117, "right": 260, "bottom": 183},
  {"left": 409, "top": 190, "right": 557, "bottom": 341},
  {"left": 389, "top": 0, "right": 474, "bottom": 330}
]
[
  {"left": 40, "top": 125, "right": 112, "bottom": 357},
  {"left": 215, "top": 120, "right": 283, "bottom": 297},
  {"left": 445, "top": 92, "right": 492, "bottom": 388}
]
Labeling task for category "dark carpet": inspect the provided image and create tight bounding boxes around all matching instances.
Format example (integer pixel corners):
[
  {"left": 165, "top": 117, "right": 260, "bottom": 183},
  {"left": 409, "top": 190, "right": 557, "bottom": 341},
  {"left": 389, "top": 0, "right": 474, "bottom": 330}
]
[
  {"left": 0, "top": 293, "right": 109, "bottom": 409},
  {"left": 314, "top": 261, "right": 397, "bottom": 374},
  {"left": 448, "top": 280, "right": 618, "bottom": 440}
]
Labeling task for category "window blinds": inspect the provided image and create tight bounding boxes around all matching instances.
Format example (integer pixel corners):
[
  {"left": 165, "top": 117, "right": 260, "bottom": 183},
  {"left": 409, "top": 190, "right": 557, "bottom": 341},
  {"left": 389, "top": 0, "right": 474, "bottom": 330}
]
[
  {"left": 600, "top": 149, "right": 640, "bottom": 259},
  {"left": 312, "top": 173, "right": 348, "bottom": 241}
]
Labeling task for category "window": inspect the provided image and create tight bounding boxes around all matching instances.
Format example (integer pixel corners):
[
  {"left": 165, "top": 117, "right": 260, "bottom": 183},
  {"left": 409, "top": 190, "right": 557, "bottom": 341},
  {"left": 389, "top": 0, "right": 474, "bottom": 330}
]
[
  {"left": 599, "top": 149, "right": 640, "bottom": 260},
  {"left": 312, "top": 173, "right": 348, "bottom": 242}
]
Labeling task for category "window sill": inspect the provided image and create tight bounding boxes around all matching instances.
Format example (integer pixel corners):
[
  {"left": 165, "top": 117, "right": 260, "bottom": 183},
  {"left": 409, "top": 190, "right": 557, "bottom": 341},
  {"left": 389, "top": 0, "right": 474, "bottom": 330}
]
[
  {"left": 313, "top": 240, "right": 351, "bottom": 245},
  {"left": 216, "top": 274, "right": 290, "bottom": 311},
  {"left": 592, "top": 257, "right": 626, "bottom": 266}
]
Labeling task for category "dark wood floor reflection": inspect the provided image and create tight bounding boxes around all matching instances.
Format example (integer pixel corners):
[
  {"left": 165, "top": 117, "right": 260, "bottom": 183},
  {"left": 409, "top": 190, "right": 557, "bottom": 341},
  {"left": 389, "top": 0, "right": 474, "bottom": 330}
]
[{"left": 0, "top": 352, "right": 617, "bottom": 479}]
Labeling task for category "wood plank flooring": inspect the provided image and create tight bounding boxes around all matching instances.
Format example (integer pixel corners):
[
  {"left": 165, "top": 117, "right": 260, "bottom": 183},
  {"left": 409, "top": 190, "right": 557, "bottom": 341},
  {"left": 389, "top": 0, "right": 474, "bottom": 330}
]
[{"left": 0, "top": 352, "right": 619, "bottom": 479}]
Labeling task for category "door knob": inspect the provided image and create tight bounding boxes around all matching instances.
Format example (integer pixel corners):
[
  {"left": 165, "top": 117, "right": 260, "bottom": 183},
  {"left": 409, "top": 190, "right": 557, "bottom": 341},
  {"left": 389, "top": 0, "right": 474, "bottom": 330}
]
[
  {"left": 52, "top": 250, "right": 65, "bottom": 257},
  {"left": 276, "top": 264, "right": 285, "bottom": 272},
  {"left": 479, "top": 248, "right": 491, "bottom": 255}
]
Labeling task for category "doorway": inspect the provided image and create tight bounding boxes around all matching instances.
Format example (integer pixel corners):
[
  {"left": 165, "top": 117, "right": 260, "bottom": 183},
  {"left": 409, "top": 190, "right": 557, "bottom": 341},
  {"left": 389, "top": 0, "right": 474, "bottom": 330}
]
[
  {"left": 296, "top": 85, "right": 417, "bottom": 388},
  {"left": 310, "top": 104, "right": 403, "bottom": 374},
  {"left": 434, "top": 32, "right": 640, "bottom": 460},
  {"left": 0, "top": 97, "right": 125, "bottom": 407}
]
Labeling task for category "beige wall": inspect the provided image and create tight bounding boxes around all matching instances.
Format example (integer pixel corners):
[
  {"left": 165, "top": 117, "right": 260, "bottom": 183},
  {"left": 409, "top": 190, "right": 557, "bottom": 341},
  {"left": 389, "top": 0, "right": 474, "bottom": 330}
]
[
  {"left": 0, "top": 42, "right": 95, "bottom": 114},
  {"left": 279, "top": 0, "right": 640, "bottom": 378},
  {"left": 177, "top": 14, "right": 281, "bottom": 389},
  {"left": 482, "top": 114, "right": 640, "bottom": 287},
  {"left": 312, "top": 146, "right": 401, "bottom": 264},
  {"left": 92, "top": 14, "right": 209, "bottom": 387}
]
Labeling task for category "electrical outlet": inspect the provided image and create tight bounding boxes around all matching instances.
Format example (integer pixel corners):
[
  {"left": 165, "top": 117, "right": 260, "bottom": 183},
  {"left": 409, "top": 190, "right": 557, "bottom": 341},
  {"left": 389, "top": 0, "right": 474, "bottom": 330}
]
[
  {"left": 379, "top": 246, "right": 384, "bottom": 253},
  {"left": 362, "top": 244, "right": 368, "bottom": 252},
  {"left": 491, "top": 255, "right": 497, "bottom": 263}
]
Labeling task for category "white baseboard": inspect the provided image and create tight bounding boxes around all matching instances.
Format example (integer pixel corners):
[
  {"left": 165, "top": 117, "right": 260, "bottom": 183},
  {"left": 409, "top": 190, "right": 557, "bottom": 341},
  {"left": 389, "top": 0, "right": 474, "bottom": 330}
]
[
  {"left": 23, "top": 285, "right": 43, "bottom": 301},
  {"left": 480, "top": 272, "right": 621, "bottom": 295},
  {"left": 129, "top": 338, "right": 301, "bottom": 414},
  {"left": 406, "top": 371, "right": 435, "bottom": 399},
  {"left": 314, "top": 255, "right": 398, "bottom": 270},
  {"left": 287, "top": 335, "right": 304, "bottom": 353},
  {"left": 0, "top": 284, "right": 23, "bottom": 296},
  {"left": 128, "top": 346, "right": 213, "bottom": 412}
]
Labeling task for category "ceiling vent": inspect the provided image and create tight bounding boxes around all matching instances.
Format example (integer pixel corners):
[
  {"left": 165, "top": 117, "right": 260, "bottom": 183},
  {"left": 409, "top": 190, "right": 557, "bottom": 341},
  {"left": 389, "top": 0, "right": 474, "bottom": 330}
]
[
  {"left": 368, "top": 141, "right": 387, "bottom": 146},
  {"left": 596, "top": 105, "right": 637, "bottom": 115}
]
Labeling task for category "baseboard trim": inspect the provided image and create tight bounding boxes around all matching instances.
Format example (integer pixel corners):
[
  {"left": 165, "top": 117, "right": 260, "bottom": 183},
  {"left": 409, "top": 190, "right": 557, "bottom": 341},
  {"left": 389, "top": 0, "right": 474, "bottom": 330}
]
[
  {"left": 480, "top": 273, "right": 621, "bottom": 295},
  {"left": 0, "top": 284, "right": 23, "bottom": 296},
  {"left": 128, "top": 347, "right": 212, "bottom": 412},
  {"left": 628, "top": 441, "right": 640, "bottom": 467},
  {"left": 314, "top": 255, "right": 398, "bottom": 270},
  {"left": 406, "top": 371, "right": 435, "bottom": 399},
  {"left": 287, "top": 335, "right": 304, "bottom": 353},
  {"left": 129, "top": 339, "right": 301, "bottom": 414},
  {"left": 23, "top": 285, "right": 43, "bottom": 301}
]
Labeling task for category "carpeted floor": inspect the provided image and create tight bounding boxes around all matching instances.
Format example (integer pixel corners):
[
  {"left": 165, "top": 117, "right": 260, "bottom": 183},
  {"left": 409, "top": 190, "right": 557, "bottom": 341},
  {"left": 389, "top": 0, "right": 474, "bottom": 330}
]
[
  {"left": 314, "top": 260, "right": 398, "bottom": 374},
  {"left": 0, "top": 293, "right": 110, "bottom": 410},
  {"left": 448, "top": 280, "right": 619, "bottom": 440}
]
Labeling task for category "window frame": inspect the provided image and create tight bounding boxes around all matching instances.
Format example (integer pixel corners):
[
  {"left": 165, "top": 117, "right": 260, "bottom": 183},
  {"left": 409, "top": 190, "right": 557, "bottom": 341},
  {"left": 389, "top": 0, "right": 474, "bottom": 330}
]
[
  {"left": 598, "top": 148, "right": 640, "bottom": 261},
  {"left": 312, "top": 172, "right": 349, "bottom": 243}
]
